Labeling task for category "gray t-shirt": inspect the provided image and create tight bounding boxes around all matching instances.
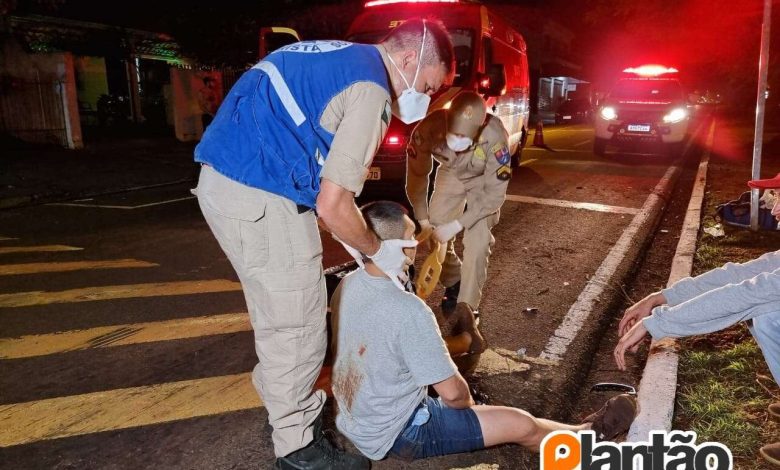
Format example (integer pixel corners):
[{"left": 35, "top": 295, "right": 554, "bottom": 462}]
[{"left": 330, "top": 269, "right": 457, "bottom": 460}]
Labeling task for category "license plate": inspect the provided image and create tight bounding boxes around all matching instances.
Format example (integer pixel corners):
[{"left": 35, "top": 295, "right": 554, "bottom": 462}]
[
  {"left": 367, "top": 167, "right": 381, "bottom": 180},
  {"left": 563, "top": 115, "right": 572, "bottom": 120},
  {"left": 627, "top": 124, "right": 651, "bottom": 132}
]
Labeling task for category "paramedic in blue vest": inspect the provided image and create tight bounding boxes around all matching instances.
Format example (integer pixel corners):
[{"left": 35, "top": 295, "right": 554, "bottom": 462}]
[{"left": 194, "top": 19, "right": 454, "bottom": 470}]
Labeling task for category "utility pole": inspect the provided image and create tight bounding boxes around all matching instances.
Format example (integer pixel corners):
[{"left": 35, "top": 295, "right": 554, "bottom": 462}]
[{"left": 751, "top": 0, "right": 772, "bottom": 230}]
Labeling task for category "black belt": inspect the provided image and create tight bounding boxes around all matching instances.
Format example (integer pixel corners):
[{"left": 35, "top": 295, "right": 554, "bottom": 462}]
[{"left": 297, "top": 204, "right": 312, "bottom": 214}]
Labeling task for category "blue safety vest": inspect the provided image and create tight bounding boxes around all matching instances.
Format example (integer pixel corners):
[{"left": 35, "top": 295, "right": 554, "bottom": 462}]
[{"left": 194, "top": 41, "right": 390, "bottom": 208}]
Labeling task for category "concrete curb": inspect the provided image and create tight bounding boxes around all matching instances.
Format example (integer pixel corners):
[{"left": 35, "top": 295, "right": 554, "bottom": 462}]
[
  {"left": 628, "top": 119, "right": 717, "bottom": 441},
  {"left": 0, "top": 178, "right": 196, "bottom": 211}
]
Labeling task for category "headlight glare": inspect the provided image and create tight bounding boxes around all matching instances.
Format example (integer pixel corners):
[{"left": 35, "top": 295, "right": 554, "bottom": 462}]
[
  {"left": 663, "top": 107, "right": 687, "bottom": 124},
  {"left": 600, "top": 106, "right": 618, "bottom": 120}
]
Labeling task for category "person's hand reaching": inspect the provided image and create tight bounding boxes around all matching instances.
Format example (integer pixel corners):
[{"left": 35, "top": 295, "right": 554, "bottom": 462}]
[
  {"left": 614, "top": 321, "right": 649, "bottom": 371},
  {"left": 618, "top": 293, "right": 665, "bottom": 336}
]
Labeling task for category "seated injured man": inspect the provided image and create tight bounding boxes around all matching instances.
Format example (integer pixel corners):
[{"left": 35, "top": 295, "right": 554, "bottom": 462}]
[{"left": 330, "top": 200, "right": 638, "bottom": 461}]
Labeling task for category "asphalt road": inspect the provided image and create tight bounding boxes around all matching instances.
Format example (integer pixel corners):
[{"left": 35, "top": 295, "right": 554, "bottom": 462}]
[{"left": 0, "top": 120, "right": 709, "bottom": 469}]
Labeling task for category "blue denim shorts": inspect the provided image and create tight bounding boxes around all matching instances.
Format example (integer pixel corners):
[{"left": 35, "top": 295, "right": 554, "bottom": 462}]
[{"left": 388, "top": 396, "right": 485, "bottom": 461}]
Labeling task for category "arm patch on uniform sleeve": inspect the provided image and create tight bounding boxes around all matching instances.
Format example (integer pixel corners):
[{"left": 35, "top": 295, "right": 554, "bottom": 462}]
[
  {"left": 493, "top": 146, "right": 511, "bottom": 166},
  {"left": 496, "top": 165, "right": 512, "bottom": 181}
]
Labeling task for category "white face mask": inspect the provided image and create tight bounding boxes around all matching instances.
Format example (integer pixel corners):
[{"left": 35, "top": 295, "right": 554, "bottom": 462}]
[
  {"left": 387, "top": 22, "right": 431, "bottom": 124},
  {"left": 446, "top": 133, "right": 473, "bottom": 152}
]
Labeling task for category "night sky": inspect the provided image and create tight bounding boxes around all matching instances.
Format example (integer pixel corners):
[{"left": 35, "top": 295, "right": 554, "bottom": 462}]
[{"left": 5, "top": 0, "right": 778, "bottom": 101}]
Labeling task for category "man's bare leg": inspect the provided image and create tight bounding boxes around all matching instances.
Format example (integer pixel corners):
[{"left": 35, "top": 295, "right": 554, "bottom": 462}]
[{"left": 472, "top": 405, "right": 587, "bottom": 450}]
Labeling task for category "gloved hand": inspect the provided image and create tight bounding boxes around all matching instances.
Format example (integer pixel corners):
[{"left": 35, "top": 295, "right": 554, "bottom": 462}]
[
  {"left": 333, "top": 235, "right": 365, "bottom": 269},
  {"left": 417, "top": 219, "right": 435, "bottom": 248},
  {"left": 433, "top": 220, "right": 463, "bottom": 244},
  {"left": 368, "top": 238, "right": 418, "bottom": 290}
]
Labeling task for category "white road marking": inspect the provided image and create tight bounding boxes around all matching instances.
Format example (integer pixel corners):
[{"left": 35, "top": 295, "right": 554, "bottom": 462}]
[
  {"left": 49, "top": 196, "right": 196, "bottom": 210},
  {"left": 504, "top": 194, "right": 639, "bottom": 215},
  {"left": 518, "top": 158, "right": 537, "bottom": 167},
  {"left": 573, "top": 139, "right": 592, "bottom": 147},
  {"left": 537, "top": 119, "right": 706, "bottom": 363},
  {"left": 539, "top": 163, "right": 681, "bottom": 363},
  {"left": 524, "top": 148, "right": 593, "bottom": 155},
  {"left": 0, "top": 237, "right": 18, "bottom": 242}
]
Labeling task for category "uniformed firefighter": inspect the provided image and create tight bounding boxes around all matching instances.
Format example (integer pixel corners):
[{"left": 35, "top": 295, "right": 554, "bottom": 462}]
[
  {"left": 406, "top": 91, "right": 511, "bottom": 313},
  {"left": 194, "top": 19, "right": 454, "bottom": 470}
]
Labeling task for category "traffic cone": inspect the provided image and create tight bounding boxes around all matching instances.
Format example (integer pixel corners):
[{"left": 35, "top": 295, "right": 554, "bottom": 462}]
[{"left": 533, "top": 120, "right": 545, "bottom": 147}]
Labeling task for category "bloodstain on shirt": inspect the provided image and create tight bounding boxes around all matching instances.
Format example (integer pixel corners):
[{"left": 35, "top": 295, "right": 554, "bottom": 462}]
[
  {"left": 358, "top": 345, "right": 366, "bottom": 356},
  {"left": 332, "top": 355, "right": 365, "bottom": 413}
]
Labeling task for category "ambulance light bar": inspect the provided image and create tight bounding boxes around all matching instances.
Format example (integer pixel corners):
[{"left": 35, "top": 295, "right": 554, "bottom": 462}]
[
  {"left": 365, "top": 0, "right": 458, "bottom": 7},
  {"left": 623, "top": 65, "right": 679, "bottom": 77}
]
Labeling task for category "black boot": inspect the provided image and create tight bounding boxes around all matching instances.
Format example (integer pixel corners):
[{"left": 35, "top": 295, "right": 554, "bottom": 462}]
[
  {"left": 441, "top": 281, "right": 461, "bottom": 313},
  {"left": 273, "top": 418, "right": 370, "bottom": 470}
]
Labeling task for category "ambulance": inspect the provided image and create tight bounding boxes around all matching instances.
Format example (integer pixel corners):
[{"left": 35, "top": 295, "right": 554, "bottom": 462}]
[
  {"left": 346, "top": 0, "right": 530, "bottom": 190},
  {"left": 594, "top": 65, "right": 690, "bottom": 158}
]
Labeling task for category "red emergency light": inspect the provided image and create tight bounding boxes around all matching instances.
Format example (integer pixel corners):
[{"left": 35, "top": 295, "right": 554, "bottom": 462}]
[
  {"left": 365, "top": 0, "right": 458, "bottom": 7},
  {"left": 384, "top": 134, "right": 404, "bottom": 146},
  {"left": 623, "top": 65, "right": 679, "bottom": 77}
]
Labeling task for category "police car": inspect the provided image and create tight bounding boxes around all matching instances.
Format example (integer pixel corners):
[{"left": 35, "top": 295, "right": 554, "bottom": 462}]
[{"left": 594, "top": 65, "right": 690, "bottom": 157}]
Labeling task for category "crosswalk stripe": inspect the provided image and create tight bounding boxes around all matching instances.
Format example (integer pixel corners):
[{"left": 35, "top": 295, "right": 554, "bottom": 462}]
[
  {"left": 0, "top": 259, "right": 158, "bottom": 276},
  {"left": 0, "top": 373, "right": 260, "bottom": 447},
  {"left": 0, "top": 313, "right": 250, "bottom": 359},
  {"left": 0, "top": 279, "right": 242, "bottom": 308},
  {"left": 0, "top": 245, "right": 83, "bottom": 255}
]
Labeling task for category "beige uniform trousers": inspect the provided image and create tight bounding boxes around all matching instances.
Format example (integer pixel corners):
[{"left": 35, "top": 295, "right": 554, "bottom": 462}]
[
  {"left": 428, "top": 168, "right": 499, "bottom": 309},
  {"left": 196, "top": 166, "right": 326, "bottom": 457}
]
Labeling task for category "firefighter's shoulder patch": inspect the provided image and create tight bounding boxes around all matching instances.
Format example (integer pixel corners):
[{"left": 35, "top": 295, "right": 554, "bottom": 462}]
[{"left": 494, "top": 145, "right": 511, "bottom": 166}]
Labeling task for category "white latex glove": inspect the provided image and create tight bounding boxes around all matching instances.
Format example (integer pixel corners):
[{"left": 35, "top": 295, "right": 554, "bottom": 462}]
[
  {"left": 417, "top": 219, "right": 435, "bottom": 249},
  {"left": 333, "top": 235, "right": 365, "bottom": 269},
  {"left": 433, "top": 220, "right": 463, "bottom": 244},
  {"left": 368, "top": 238, "right": 418, "bottom": 290}
]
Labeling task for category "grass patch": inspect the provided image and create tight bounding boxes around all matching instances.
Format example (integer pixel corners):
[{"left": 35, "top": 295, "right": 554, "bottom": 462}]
[
  {"left": 677, "top": 334, "right": 774, "bottom": 458},
  {"left": 693, "top": 242, "right": 724, "bottom": 274}
]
